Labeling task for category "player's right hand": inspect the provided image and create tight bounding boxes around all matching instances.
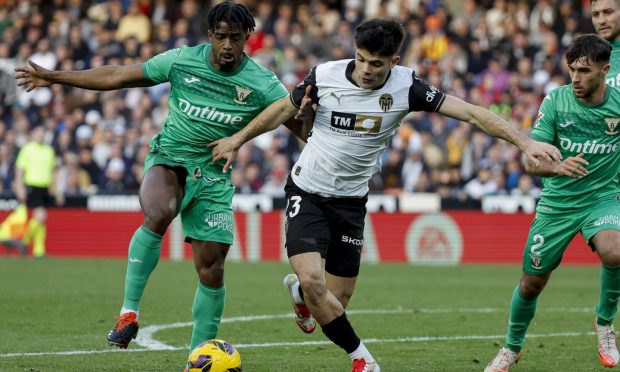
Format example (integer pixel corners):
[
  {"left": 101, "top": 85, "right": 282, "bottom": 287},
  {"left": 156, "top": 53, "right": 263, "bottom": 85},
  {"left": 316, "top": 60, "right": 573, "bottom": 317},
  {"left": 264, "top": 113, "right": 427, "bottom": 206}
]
[
  {"left": 555, "top": 153, "right": 589, "bottom": 178},
  {"left": 14, "top": 60, "right": 53, "bottom": 92},
  {"left": 208, "top": 137, "right": 240, "bottom": 173}
]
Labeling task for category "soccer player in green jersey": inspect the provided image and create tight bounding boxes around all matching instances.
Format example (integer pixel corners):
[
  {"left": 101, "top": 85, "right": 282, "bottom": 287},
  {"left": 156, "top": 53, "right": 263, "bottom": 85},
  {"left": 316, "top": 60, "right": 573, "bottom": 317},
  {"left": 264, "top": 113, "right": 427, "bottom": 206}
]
[
  {"left": 592, "top": 0, "right": 620, "bottom": 88},
  {"left": 485, "top": 34, "right": 620, "bottom": 371},
  {"left": 15, "top": 2, "right": 307, "bottom": 351}
]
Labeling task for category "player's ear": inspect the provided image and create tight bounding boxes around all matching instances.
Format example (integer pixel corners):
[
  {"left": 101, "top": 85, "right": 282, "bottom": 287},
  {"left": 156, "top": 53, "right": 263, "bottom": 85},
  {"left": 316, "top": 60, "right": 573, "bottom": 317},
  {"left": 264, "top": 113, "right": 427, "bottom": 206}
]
[
  {"left": 601, "top": 62, "right": 610, "bottom": 76},
  {"left": 391, "top": 55, "right": 400, "bottom": 67}
]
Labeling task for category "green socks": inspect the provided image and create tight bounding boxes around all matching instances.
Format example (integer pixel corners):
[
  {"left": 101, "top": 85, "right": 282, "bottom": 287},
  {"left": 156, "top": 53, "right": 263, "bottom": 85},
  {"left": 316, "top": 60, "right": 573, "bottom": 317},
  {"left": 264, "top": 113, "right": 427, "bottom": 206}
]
[
  {"left": 506, "top": 285, "right": 538, "bottom": 353},
  {"left": 596, "top": 265, "right": 620, "bottom": 326},
  {"left": 122, "top": 226, "right": 162, "bottom": 311},
  {"left": 190, "top": 283, "right": 226, "bottom": 349}
]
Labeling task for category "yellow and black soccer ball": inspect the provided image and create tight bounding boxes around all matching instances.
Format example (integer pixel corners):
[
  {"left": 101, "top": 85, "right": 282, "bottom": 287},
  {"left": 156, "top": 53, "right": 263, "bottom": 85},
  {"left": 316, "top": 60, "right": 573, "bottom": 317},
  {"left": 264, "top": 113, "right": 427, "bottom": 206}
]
[{"left": 185, "top": 339, "right": 242, "bottom": 372}]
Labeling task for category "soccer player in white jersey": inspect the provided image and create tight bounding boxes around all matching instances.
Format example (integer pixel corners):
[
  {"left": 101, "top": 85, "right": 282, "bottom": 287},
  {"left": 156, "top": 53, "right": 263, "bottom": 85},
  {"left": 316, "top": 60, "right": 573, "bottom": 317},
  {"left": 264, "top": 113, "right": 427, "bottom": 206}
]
[{"left": 211, "top": 19, "right": 561, "bottom": 372}]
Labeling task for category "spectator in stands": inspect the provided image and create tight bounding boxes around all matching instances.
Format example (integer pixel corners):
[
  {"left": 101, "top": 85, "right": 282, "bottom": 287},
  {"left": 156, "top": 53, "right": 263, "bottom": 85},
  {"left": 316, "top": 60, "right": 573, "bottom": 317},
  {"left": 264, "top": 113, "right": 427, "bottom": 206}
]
[{"left": 14, "top": 126, "right": 58, "bottom": 258}]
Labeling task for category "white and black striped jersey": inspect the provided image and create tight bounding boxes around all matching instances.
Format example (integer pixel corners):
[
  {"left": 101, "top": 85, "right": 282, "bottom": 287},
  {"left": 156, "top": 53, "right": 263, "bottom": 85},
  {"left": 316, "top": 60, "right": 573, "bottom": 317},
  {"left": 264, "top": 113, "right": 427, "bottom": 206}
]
[{"left": 289, "top": 59, "right": 445, "bottom": 197}]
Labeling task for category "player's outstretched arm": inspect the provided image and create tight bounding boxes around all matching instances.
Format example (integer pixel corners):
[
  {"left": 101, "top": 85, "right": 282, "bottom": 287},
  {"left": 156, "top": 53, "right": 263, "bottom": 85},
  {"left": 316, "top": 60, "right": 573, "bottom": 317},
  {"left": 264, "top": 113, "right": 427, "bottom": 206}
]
[
  {"left": 282, "top": 85, "right": 316, "bottom": 142},
  {"left": 15, "top": 60, "right": 154, "bottom": 91},
  {"left": 524, "top": 153, "right": 588, "bottom": 178},
  {"left": 437, "top": 95, "right": 562, "bottom": 167},
  {"left": 209, "top": 97, "right": 298, "bottom": 172}
]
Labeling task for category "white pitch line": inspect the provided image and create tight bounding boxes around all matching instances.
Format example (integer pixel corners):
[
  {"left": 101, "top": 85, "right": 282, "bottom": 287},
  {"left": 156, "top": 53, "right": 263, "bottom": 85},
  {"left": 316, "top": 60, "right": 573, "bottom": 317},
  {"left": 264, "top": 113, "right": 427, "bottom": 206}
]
[
  {"left": 0, "top": 331, "right": 596, "bottom": 358},
  {"left": 0, "top": 307, "right": 597, "bottom": 358},
  {"left": 136, "top": 308, "right": 415, "bottom": 350}
]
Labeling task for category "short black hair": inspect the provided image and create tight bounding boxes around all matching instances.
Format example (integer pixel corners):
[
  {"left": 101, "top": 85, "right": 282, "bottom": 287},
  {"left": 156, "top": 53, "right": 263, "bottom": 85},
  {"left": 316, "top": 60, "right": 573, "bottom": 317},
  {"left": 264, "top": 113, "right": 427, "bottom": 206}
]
[
  {"left": 207, "top": 2, "right": 256, "bottom": 34},
  {"left": 565, "top": 34, "right": 611, "bottom": 65},
  {"left": 354, "top": 19, "right": 405, "bottom": 57}
]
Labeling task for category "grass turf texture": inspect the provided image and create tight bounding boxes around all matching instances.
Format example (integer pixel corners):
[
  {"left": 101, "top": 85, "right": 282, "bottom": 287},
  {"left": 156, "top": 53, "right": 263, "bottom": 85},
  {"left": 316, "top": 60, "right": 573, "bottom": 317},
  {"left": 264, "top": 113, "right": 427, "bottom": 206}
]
[{"left": 0, "top": 258, "right": 607, "bottom": 371}]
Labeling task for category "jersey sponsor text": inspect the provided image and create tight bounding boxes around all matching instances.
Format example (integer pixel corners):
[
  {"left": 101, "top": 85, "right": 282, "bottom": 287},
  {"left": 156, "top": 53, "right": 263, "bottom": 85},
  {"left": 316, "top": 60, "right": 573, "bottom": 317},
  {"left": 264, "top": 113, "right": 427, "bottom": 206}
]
[
  {"left": 559, "top": 136, "right": 618, "bottom": 154},
  {"left": 178, "top": 98, "right": 244, "bottom": 124}
]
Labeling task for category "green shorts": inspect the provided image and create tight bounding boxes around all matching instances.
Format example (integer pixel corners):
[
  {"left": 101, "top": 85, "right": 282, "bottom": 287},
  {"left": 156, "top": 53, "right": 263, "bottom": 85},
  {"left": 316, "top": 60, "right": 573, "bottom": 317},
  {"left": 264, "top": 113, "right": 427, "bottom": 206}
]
[
  {"left": 145, "top": 152, "right": 235, "bottom": 245},
  {"left": 522, "top": 196, "right": 620, "bottom": 275}
]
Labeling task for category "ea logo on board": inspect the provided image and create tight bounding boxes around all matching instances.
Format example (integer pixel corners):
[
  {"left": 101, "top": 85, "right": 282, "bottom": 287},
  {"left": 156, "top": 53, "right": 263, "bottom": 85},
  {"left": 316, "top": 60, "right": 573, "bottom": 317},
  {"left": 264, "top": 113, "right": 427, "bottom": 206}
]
[{"left": 405, "top": 214, "right": 463, "bottom": 265}]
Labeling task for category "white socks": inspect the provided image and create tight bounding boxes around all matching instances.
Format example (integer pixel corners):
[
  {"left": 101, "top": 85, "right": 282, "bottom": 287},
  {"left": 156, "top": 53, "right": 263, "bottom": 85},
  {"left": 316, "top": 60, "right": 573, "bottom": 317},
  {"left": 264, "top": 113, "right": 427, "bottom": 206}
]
[
  {"left": 120, "top": 307, "right": 139, "bottom": 319},
  {"left": 348, "top": 341, "right": 374, "bottom": 362}
]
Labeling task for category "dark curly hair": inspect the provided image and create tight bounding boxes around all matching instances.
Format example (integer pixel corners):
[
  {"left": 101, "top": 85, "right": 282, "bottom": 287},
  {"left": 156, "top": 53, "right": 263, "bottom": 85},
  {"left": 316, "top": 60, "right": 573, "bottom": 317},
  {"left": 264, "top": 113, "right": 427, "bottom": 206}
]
[
  {"left": 565, "top": 34, "right": 611, "bottom": 66},
  {"left": 207, "top": 2, "right": 256, "bottom": 34}
]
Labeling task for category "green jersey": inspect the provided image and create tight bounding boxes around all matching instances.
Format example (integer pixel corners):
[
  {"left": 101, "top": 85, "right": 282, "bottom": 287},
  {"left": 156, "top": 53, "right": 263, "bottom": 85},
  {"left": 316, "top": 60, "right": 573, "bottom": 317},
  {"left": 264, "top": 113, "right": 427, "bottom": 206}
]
[
  {"left": 531, "top": 84, "right": 620, "bottom": 214},
  {"left": 142, "top": 44, "right": 288, "bottom": 177},
  {"left": 608, "top": 40, "right": 620, "bottom": 89}
]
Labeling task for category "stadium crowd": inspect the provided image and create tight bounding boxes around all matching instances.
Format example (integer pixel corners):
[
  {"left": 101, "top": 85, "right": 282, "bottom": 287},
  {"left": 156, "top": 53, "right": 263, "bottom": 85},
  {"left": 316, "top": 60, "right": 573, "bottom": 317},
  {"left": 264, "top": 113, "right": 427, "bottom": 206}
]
[{"left": 0, "top": 0, "right": 596, "bottom": 203}]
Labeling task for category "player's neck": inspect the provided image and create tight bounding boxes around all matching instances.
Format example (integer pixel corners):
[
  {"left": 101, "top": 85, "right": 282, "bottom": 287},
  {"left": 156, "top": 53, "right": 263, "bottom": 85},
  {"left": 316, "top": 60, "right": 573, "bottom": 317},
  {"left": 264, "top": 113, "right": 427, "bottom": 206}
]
[{"left": 577, "top": 84, "right": 608, "bottom": 106}]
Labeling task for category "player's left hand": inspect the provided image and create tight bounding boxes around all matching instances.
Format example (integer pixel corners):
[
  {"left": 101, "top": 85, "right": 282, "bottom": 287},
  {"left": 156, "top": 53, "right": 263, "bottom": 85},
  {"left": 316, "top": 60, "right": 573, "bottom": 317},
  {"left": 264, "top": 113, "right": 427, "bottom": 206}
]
[
  {"left": 522, "top": 139, "right": 562, "bottom": 167},
  {"left": 294, "top": 85, "right": 316, "bottom": 122},
  {"left": 208, "top": 137, "right": 240, "bottom": 173}
]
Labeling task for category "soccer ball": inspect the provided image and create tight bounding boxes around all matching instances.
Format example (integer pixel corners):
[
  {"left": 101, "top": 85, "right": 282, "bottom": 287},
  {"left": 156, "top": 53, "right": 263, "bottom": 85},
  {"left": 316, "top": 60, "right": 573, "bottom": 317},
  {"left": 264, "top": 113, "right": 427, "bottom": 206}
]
[{"left": 185, "top": 339, "right": 242, "bottom": 372}]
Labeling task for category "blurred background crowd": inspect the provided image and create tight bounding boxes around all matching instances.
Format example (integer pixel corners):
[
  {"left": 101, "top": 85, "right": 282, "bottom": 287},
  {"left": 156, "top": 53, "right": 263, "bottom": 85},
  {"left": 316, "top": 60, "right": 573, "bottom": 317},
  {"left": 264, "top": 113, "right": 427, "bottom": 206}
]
[{"left": 0, "top": 0, "right": 596, "bottom": 206}]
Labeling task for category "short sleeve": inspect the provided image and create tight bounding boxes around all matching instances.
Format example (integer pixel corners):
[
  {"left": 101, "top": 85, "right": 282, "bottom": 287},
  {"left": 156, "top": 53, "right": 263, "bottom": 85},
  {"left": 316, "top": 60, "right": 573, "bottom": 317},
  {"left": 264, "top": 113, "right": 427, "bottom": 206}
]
[
  {"left": 290, "top": 67, "right": 318, "bottom": 108},
  {"left": 142, "top": 48, "right": 182, "bottom": 84},
  {"left": 408, "top": 73, "right": 446, "bottom": 112},
  {"left": 262, "top": 74, "right": 289, "bottom": 108},
  {"left": 15, "top": 145, "right": 29, "bottom": 170},
  {"left": 531, "top": 94, "right": 557, "bottom": 143}
]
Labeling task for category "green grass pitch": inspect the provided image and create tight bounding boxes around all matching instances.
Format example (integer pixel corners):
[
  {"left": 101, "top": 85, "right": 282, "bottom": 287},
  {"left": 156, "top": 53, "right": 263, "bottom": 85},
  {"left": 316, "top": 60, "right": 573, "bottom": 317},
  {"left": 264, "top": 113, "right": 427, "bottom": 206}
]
[{"left": 0, "top": 258, "right": 608, "bottom": 371}]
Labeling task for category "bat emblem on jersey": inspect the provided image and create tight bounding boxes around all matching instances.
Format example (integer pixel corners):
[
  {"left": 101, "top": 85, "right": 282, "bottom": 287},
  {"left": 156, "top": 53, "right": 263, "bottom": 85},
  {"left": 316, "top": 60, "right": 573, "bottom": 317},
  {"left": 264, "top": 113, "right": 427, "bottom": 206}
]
[
  {"left": 330, "top": 92, "right": 342, "bottom": 105},
  {"left": 604, "top": 118, "right": 619, "bottom": 135},
  {"left": 234, "top": 86, "right": 253, "bottom": 104},
  {"left": 379, "top": 93, "right": 393, "bottom": 112}
]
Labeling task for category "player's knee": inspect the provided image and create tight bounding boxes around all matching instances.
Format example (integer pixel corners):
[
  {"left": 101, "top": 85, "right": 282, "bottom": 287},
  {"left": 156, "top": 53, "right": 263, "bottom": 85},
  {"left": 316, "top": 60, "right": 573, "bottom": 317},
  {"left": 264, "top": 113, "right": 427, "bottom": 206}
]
[
  {"left": 196, "top": 260, "right": 225, "bottom": 286},
  {"left": 600, "top": 249, "right": 620, "bottom": 267},
  {"left": 298, "top": 271, "right": 327, "bottom": 303},
  {"left": 332, "top": 289, "right": 353, "bottom": 308},
  {"left": 519, "top": 279, "right": 544, "bottom": 299},
  {"left": 142, "top": 204, "right": 176, "bottom": 232}
]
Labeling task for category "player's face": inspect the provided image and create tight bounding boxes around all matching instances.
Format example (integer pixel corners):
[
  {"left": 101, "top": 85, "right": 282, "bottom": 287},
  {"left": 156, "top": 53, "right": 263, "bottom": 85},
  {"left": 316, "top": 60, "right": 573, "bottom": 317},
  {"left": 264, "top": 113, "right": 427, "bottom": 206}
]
[
  {"left": 568, "top": 57, "right": 610, "bottom": 99},
  {"left": 352, "top": 49, "right": 400, "bottom": 89},
  {"left": 592, "top": 0, "right": 620, "bottom": 42},
  {"left": 208, "top": 22, "right": 249, "bottom": 72}
]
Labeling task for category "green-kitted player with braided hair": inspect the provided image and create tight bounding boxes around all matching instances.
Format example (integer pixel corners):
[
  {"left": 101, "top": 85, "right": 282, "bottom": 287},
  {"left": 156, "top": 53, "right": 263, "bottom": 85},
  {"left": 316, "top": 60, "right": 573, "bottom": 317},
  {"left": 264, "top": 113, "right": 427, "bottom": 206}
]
[{"left": 15, "top": 2, "right": 309, "bottom": 351}]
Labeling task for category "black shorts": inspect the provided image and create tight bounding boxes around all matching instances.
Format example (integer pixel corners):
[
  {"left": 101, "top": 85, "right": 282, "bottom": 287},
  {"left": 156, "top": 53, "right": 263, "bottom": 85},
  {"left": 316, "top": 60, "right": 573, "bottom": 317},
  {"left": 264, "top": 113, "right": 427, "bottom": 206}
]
[
  {"left": 26, "top": 186, "right": 52, "bottom": 208},
  {"left": 284, "top": 176, "right": 367, "bottom": 278}
]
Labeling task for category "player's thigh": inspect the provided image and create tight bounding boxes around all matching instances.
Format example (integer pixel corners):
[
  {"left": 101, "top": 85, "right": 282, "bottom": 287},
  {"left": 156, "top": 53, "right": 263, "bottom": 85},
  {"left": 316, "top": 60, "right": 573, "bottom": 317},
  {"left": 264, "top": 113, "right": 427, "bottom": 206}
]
[
  {"left": 284, "top": 179, "right": 330, "bottom": 258},
  {"left": 583, "top": 198, "right": 620, "bottom": 263},
  {"left": 139, "top": 165, "right": 185, "bottom": 219},
  {"left": 522, "top": 216, "right": 581, "bottom": 275},
  {"left": 182, "top": 177, "right": 235, "bottom": 245},
  {"left": 324, "top": 197, "right": 367, "bottom": 278}
]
